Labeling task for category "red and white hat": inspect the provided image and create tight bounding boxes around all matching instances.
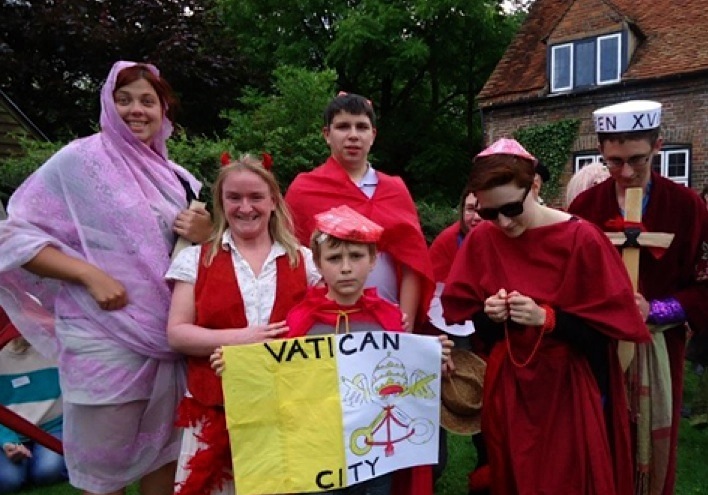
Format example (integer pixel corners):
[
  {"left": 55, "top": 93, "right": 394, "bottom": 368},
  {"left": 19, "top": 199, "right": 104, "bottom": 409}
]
[
  {"left": 475, "top": 138, "right": 537, "bottom": 163},
  {"left": 314, "top": 205, "right": 383, "bottom": 243}
]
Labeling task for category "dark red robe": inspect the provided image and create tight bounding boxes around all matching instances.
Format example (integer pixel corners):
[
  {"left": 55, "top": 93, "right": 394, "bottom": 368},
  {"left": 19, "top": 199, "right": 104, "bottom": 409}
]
[
  {"left": 442, "top": 219, "right": 650, "bottom": 495},
  {"left": 568, "top": 172, "right": 708, "bottom": 495},
  {"left": 429, "top": 222, "right": 463, "bottom": 283},
  {"left": 284, "top": 156, "right": 435, "bottom": 328}
]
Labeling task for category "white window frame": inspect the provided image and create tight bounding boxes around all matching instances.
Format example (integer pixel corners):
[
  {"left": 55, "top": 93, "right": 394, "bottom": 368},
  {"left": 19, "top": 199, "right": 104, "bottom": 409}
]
[
  {"left": 653, "top": 148, "right": 691, "bottom": 186},
  {"left": 551, "top": 43, "right": 573, "bottom": 92},
  {"left": 574, "top": 153, "right": 603, "bottom": 173},
  {"left": 597, "top": 33, "right": 622, "bottom": 85}
]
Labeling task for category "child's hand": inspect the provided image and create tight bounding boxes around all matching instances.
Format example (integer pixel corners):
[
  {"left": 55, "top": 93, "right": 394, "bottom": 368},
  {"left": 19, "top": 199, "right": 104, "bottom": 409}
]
[
  {"left": 3, "top": 442, "right": 31, "bottom": 462},
  {"left": 438, "top": 334, "right": 454, "bottom": 375},
  {"left": 401, "top": 312, "right": 411, "bottom": 332},
  {"left": 210, "top": 347, "right": 225, "bottom": 376}
]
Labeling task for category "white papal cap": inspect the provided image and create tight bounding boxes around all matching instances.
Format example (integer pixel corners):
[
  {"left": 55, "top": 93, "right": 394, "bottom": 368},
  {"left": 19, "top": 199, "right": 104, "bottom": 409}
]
[{"left": 593, "top": 100, "right": 662, "bottom": 133}]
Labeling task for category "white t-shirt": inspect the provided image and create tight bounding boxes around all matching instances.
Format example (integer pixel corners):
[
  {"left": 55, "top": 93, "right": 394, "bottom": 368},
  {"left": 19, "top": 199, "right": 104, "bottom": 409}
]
[{"left": 166, "top": 232, "right": 321, "bottom": 326}]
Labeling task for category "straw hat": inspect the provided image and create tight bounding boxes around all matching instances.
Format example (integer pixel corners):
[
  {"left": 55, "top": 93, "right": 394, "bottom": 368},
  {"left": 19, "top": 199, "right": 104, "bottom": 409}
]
[{"left": 441, "top": 349, "right": 486, "bottom": 436}]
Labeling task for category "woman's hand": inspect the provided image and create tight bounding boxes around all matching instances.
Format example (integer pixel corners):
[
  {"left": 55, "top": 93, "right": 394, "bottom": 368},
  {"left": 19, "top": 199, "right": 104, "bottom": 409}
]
[
  {"left": 484, "top": 288, "right": 509, "bottom": 323},
  {"left": 240, "top": 321, "right": 289, "bottom": 344},
  {"left": 3, "top": 442, "right": 31, "bottom": 462},
  {"left": 507, "top": 291, "right": 545, "bottom": 326},
  {"left": 173, "top": 206, "right": 212, "bottom": 244},
  {"left": 210, "top": 347, "right": 225, "bottom": 376},
  {"left": 79, "top": 266, "right": 128, "bottom": 311}
]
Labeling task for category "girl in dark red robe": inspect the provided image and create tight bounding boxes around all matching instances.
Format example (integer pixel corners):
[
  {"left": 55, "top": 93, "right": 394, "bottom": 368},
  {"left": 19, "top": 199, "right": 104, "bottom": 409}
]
[{"left": 442, "top": 138, "right": 650, "bottom": 495}]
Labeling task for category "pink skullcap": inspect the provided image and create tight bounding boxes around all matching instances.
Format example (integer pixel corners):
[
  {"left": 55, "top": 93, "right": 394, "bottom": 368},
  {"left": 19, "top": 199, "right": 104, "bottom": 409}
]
[
  {"left": 475, "top": 138, "right": 537, "bottom": 164},
  {"left": 314, "top": 205, "right": 383, "bottom": 243}
]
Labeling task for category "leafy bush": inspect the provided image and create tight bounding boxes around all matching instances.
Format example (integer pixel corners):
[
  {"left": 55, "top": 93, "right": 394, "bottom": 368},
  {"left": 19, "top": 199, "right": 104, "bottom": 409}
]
[
  {"left": 0, "top": 136, "right": 63, "bottom": 204},
  {"left": 416, "top": 199, "right": 458, "bottom": 244}
]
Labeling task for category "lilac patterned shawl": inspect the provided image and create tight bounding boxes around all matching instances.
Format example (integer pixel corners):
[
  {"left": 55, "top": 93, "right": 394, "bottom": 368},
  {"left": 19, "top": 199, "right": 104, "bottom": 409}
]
[{"left": 0, "top": 61, "right": 200, "bottom": 491}]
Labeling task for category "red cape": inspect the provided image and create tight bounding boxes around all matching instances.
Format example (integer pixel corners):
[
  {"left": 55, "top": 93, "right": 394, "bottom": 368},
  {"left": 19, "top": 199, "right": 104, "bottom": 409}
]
[
  {"left": 443, "top": 219, "right": 649, "bottom": 495},
  {"left": 568, "top": 172, "right": 708, "bottom": 495},
  {"left": 428, "top": 222, "right": 462, "bottom": 283},
  {"left": 284, "top": 157, "right": 435, "bottom": 327},
  {"left": 285, "top": 287, "right": 404, "bottom": 337}
]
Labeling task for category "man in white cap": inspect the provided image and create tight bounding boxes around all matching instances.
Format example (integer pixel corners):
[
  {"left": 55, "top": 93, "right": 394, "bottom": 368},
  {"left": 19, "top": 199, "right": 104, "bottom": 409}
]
[{"left": 568, "top": 100, "right": 708, "bottom": 495}]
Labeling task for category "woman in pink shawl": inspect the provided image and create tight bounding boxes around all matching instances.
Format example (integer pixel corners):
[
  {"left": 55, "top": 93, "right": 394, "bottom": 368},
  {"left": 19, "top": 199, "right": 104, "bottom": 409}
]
[{"left": 0, "top": 61, "right": 211, "bottom": 495}]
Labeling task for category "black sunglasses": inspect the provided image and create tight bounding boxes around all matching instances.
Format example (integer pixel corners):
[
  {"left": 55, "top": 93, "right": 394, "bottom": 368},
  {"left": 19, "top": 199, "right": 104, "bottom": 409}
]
[{"left": 476, "top": 187, "right": 531, "bottom": 221}]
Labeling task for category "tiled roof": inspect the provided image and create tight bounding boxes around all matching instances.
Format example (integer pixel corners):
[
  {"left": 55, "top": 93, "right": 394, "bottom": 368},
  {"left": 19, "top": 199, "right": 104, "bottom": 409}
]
[{"left": 478, "top": 0, "right": 708, "bottom": 106}]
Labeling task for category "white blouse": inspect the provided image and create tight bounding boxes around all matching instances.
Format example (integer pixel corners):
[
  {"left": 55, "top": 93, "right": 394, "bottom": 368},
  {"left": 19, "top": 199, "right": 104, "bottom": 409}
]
[{"left": 166, "top": 232, "right": 321, "bottom": 326}]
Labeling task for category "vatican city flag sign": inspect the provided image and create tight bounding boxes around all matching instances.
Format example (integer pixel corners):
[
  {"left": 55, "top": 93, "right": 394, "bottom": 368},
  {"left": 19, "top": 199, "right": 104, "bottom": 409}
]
[{"left": 222, "top": 332, "right": 441, "bottom": 495}]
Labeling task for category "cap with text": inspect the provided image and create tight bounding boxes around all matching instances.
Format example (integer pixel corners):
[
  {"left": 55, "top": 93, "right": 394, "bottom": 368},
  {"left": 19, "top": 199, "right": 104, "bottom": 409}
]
[
  {"left": 314, "top": 205, "right": 383, "bottom": 244},
  {"left": 594, "top": 100, "right": 662, "bottom": 133}
]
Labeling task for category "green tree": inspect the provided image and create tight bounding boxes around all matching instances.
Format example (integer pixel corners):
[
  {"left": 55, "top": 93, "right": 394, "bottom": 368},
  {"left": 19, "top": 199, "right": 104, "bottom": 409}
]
[
  {"left": 218, "top": 0, "right": 523, "bottom": 202},
  {"left": 0, "top": 0, "right": 246, "bottom": 139},
  {"left": 219, "top": 66, "right": 335, "bottom": 187}
]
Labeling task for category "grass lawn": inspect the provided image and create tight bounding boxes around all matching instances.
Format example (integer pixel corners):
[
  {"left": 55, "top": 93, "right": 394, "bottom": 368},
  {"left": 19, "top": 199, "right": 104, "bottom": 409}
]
[{"left": 16, "top": 364, "right": 708, "bottom": 495}]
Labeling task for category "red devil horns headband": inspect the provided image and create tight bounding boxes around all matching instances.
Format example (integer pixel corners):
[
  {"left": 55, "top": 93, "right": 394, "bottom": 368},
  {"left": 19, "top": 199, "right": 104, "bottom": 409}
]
[{"left": 220, "top": 152, "right": 273, "bottom": 171}]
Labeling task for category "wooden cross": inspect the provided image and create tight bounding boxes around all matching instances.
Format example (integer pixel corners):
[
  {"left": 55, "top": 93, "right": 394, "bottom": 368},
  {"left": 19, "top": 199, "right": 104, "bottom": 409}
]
[{"left": 605, "top": 187, "right": 674, "bottom": 371}]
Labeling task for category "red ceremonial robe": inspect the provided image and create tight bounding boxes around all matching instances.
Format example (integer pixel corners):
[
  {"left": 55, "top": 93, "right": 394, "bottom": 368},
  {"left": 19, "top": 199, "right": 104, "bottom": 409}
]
[
  {"left": 442, "top": 219, "right": 650, "bottom": 495},
  {"left": 284, "top": 157, "right": 435, "bottom": 328},
  {"left": 428, "top": 222, "right": 463, "bottom": 282},
  {"left": 176, "top": 245, "right": 307, "bottom": 495},
  {"left": 568, "top": 172, "right": 708, "bottom": 495}
]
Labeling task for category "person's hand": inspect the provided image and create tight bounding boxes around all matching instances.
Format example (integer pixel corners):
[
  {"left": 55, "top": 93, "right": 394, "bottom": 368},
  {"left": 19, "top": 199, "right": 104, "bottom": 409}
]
[
  {"left": 3, "top": 442, "right": 31, "bottom": 462},
  {"left": 173, "top": 206, "right": 212, "bottom": 244},
  {"left": 438, "top": 334, "right": 455, "bottom": 376},
  {"left": 401, "top": 312, "right": 411, "bottom": 332},
  {"left": 210, "top": 347, "right": 225, "bottom": 376},
  {"left": 241, "top": 321, "right": 289, "bottom": 344},
  {"left": 507, "top": 291, "right": 545, "bottom": 326},
  {"left": 635, "top": 293, "right": 650, "bottom": 321},
  {"left": 79, "top": 266, "right": 128, "bottom": 311},
  {"left": 484, "top": 288, "right": 509, "bottom": 323}
]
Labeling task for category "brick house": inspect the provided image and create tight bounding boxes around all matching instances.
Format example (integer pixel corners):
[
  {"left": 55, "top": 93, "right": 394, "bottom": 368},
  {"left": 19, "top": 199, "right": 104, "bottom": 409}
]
[{"left": 478, "top": 0, "right": 708, "bottom": 195}]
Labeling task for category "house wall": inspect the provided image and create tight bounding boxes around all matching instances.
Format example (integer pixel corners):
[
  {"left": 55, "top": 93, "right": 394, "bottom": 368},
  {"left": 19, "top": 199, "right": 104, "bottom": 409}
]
[{"left": 480, "top": 76, "right": 708, "bottom": 196}]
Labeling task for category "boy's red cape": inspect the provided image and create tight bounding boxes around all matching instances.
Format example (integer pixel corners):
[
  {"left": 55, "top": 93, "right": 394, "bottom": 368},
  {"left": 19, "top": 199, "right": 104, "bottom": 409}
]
[
  {"left": 286, "top": 287, "right": 404, "bottom": 337},
  {"left": 285, "top": 157, "right": 435, "bottom": 328}
]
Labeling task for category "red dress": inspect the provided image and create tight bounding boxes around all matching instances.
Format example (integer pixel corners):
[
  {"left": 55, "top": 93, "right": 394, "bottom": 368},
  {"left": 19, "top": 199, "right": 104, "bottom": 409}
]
[
  {"left": 428, "top": 222, "right": 463, "bottom": 283},
  {"left": 442, "top": 219, "right": 650, "bottom": 495}
]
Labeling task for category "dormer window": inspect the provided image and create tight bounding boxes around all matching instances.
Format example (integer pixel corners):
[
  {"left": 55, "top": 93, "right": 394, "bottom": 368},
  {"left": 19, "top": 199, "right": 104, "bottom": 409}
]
[{"left": 550, "top": 32, "right": 624, "bottom": 93}]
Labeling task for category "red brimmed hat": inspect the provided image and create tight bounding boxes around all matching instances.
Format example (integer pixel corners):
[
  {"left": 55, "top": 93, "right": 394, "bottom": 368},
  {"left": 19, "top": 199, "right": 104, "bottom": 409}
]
[
  {"left": 475, "top": 138, "right": 537, "bottom": 164},
  {"left": 314, "top": 205, "right": 383, "bottom": 243}
]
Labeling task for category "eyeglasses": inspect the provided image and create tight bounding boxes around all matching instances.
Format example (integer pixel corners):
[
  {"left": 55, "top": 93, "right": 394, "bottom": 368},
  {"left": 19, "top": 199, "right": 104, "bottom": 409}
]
[
  {"left": 476, "top": 187, "right": 531, "bottom": 221},
  {"left": 601, "top": 153, "right": 652, "bottom": 169}
]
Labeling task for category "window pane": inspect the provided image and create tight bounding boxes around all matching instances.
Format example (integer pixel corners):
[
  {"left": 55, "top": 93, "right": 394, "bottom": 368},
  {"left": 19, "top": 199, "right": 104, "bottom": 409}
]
[
  {"left": 575, "top": 40, "right": 594, "bottom": 87},
  {"left": 599, "top": 35, "right": 620, "bottom": 83},
  {"left": 651, "top": 154, "right": 662, "bottom": 174},
  {"left": 667, "top": 152, "right": 687, "bottom": 178},
  {"left": 552, "top": 45, "right": 572, "bottom": 91}
]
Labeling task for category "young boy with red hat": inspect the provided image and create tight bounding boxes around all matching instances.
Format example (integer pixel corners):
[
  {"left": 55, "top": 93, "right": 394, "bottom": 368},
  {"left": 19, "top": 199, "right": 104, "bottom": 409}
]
[{"left": 213, "top": 205, "right": 452, "bottom": 495}]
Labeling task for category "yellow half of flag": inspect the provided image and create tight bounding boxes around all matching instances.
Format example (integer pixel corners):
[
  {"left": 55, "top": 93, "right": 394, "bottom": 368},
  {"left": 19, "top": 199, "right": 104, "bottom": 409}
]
[{"left": 222, "top": 337, "right": 346, "bottom": 494}]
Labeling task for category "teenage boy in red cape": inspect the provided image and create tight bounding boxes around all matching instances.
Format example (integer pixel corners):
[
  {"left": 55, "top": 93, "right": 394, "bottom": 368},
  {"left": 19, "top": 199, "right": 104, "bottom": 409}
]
[
  {"left": 569, "top": 100, "right": 708, "bottom": 495},
  {"left": 284, "top": 93, "right": 434, "bottom": 334}
]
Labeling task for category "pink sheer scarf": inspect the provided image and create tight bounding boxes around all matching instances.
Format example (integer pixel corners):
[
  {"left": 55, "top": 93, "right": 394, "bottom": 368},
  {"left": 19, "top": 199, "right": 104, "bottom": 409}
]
[{"left": 0, "top": 61, "right": 200, "bottom": 492}]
